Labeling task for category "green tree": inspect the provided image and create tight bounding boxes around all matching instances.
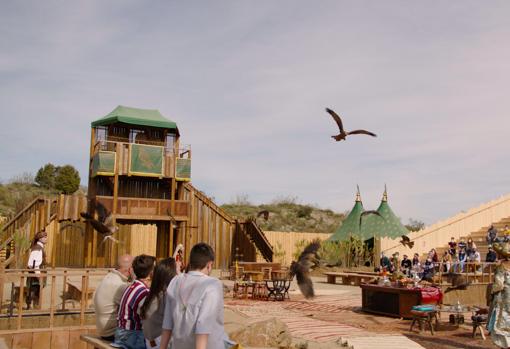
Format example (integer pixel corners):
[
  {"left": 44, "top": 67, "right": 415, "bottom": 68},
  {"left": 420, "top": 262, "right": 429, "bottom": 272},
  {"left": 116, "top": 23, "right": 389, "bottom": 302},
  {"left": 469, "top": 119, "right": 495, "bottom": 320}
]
[
  {"left": 405, "top": 218, "right": 425, "bottom": 232},
  {"left": 35, "top": 163, "right": 56, "bottom": 189},
  {"left": 55, "top": 165, "right": 80, "bottom": 194}
]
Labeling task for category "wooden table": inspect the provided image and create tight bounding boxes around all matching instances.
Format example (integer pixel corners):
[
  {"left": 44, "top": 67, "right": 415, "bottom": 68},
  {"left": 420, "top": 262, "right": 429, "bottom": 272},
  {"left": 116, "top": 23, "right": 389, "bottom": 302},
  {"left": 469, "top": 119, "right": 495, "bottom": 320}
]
[
  {"left": 243, "top": 271, "right": 264, "bottom": 281},
  {"left": 361, "top": 284, "right": 422, "bottom": 319},
  {"left": 237, "top": 262, "right": 281, "bottom": 272}
]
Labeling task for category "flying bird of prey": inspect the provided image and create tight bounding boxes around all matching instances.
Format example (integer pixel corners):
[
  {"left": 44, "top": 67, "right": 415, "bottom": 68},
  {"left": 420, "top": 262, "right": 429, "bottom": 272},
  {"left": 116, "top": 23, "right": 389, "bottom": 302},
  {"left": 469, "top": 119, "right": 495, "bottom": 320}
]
[
  {"left": 257, "top": 210, "right": 270, "bottom": 221},
  {"left": 80, "top": 201, "right": 120, "bottom": 244},
  {"left": 400, "top": 235, "right": 415, "bottom": 249},
  {"left": 290, "top": 241, "right": 321, "bottom": 299},
  {"left": 444, "top": 272, "right": 471, "bottom": 293},
  {"left": 359, "top": 210, "right": 382, "bottom": 227},
  {"left": 325, "top": 108, "right": 377, "bottom": 142}
]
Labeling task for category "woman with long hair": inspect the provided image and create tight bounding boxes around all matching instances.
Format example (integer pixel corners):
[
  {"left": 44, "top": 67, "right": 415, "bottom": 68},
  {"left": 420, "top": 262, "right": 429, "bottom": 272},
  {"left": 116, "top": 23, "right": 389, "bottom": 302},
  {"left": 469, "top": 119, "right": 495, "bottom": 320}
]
[
  {"left": 140, "top": 257, "right": 177, "bottom": 349},
  {"left": 26, "top": 231, "right": 48, "bottom": 309}
]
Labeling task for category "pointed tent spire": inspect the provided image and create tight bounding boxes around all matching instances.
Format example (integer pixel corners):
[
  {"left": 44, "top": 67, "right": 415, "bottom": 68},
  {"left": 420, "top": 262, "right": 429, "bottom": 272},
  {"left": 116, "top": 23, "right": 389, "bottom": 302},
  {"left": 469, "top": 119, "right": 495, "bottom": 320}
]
[
  {"left": 382, "top": 184, "right": 388, "bottom": 202},
  {"left": 356, "top": 184, "right": 362, "bottom": 202},
  {"left": 328, "top": 186, "right": 364, "bottom": 242}
]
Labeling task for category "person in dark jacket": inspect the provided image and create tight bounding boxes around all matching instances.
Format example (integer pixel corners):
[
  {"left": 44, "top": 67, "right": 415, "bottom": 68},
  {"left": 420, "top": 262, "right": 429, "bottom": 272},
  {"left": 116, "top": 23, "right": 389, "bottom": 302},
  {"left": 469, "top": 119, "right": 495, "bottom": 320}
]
[{"left": 486, "top": 246, "right": 498, "bottom": 263}]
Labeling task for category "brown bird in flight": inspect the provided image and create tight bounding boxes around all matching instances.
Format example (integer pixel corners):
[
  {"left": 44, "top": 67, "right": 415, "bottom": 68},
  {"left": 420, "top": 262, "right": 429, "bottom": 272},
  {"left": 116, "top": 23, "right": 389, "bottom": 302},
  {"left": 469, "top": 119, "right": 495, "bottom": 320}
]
[
  {"left": 325, "top": 108, "right": 377, "bottom": 141},
  {"left": 400, "top": 235, "right": 414, "bottom": 249},
  {"left": 257, "top": 210, "right": 270, "bottom": 221},
  {"left": 80, "top": 201, "right": 120, "bottom": 244},
  {"left": 290, "top": 240, "right": 321, "bottom": 299}
]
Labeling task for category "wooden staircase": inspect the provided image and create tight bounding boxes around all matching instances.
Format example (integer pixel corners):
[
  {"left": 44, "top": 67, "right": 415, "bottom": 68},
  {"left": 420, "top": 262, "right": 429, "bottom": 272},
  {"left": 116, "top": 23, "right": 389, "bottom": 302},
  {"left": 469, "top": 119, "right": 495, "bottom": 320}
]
[
  {"left": 243, "top": 218, "right": 274, "bottom": 262},
  {"left": 0, "top": 197, "right": 58, "bottom": 268},
  {"left": 429, "top": 216, "right": 510, "bottom": 260}
]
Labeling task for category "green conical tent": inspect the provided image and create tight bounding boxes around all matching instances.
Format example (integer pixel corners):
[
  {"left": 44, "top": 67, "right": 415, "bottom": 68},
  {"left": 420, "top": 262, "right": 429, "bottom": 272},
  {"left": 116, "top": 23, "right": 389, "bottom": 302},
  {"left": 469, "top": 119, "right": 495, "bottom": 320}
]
[
  {"left": 328, "top": 189, "right": 365, "bottom": 242},
  {"left": 360, "top": 188, "right": 409, "bottom": 239}
]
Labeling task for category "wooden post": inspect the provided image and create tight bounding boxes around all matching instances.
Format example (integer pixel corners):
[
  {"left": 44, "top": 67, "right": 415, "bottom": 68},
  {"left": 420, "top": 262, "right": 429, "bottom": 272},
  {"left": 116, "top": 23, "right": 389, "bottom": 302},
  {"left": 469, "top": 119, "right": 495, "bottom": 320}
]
[
  {"left": 17, "top": 274, "right": 25, "bottom": 330},
  {"left": 0, "top": 264, "right": 4, "bottom": 315},
  {"left": 62, "top": 269, "right": 67, "bottom": 311},
  {"left": 80, "top": 274, "right": 86, "bottom": 326},
  {"left": 49, "top": 275, "right": 56, "bottom": 328},
  {"left": 112, "top": 143, "right": 121, "bottom": 222}
]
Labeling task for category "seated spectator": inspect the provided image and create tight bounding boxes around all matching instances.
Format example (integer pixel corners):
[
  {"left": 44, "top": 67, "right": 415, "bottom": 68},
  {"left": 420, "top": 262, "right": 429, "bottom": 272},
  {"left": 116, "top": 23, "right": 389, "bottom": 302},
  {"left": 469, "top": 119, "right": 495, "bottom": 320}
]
[
  {"left": 390, "top": 252, "right": 400, "bottom": 273},
  {"left": 486, "top": 245, "right": 498, "bottom": 263},
  {"left": 458, "top": 248, "right": 467, "bottom": 272},
  {"left": 503, "top": 225, "right": 510, "bottom": 242},
  {"left": 469, "top": 248, "right": 481, "bottom": 273},
  {"left": 412, "top": 253, "right": 420, "bottom": 267},
  {"left": 380, "top": 252, "right": 391, "bottom": 272},
  {"left": 458, "top": 237, "right": 467, "bottom": 251},
  {"left": 487, "top": 225, "right": 498, "bottom": 244},
  {"left": 113, "top": 254, "right": 156, "bottom": 349},
  {"left": 401, "top": 254, "right": 412, "bottom": 276},
  {"left": 466, "top": 238, "right": 477, "bottom": 257},
  {"left": 94, "top": 255, "right": 133, "bottom": 341},
  {"left": 422, "top": 258, "right": 435, "bottom": 281},
  {"left": 141, "top": 258, "right": 177, "bottom": 349},
  {"left": 441, "top": 251, "right": 452, "bottom": 273},
  {"left": 448, "top": 237, "right": 457, "bottom": 255}
]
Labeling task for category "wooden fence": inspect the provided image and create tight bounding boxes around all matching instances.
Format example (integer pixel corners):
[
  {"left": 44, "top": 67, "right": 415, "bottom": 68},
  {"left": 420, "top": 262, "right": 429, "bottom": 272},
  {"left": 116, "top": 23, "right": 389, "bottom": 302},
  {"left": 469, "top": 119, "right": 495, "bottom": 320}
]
[
  {"left": 0, "top": 268, "right": 110, "bottom": 331},
  {"left": 260, "top": 231, "right": 332, "bottom": 266},
  {"left": 0, "top": 325, "right": 97, "bottom": 349}
]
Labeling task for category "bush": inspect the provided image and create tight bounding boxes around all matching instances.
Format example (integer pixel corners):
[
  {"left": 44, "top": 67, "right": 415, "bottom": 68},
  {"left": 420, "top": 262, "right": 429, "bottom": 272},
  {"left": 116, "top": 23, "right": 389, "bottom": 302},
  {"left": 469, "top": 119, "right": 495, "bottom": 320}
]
[
  {"left": 297, "top": 205, "right": 313, "bottom": 218},
  {"left": 55, "top": 165, "right": 80, "bottom": 194}
]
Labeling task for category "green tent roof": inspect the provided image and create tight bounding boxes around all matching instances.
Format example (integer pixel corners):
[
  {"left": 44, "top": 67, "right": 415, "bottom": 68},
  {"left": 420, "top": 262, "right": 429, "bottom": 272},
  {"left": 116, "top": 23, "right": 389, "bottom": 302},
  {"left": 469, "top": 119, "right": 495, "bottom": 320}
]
[
  {"left": 328, "top": 188, "right": 409, "bottom": 242},
  {"left": 360, "top": 192, "right": 409, "bottom": 239},
  {"left": 91, "top": 105, "right": 178, "bottom": 130},
  {"left": 328, "top": 196, "right": 364, "bottom": 242}
]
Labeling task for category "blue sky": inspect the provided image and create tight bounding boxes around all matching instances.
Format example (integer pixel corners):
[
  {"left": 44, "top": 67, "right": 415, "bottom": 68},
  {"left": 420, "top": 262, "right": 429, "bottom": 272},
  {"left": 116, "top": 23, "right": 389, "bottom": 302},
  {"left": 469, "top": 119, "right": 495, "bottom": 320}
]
[{"left": 1, "top": 1, "right": 509, "bottom": 224}]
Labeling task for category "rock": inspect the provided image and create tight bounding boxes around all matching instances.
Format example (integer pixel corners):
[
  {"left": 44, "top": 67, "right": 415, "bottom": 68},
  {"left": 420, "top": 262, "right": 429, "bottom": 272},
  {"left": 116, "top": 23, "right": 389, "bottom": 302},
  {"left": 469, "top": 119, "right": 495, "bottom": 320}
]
[{"left": 229, "top": 317, "right": 293, "bottom": 348}]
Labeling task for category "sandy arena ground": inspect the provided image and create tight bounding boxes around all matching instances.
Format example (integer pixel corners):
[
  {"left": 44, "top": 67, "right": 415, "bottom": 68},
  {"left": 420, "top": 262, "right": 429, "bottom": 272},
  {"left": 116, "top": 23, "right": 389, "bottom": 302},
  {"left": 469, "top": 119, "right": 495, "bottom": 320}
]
[{"left": 222, "top": 276, "right": 495, "bottom": 349}]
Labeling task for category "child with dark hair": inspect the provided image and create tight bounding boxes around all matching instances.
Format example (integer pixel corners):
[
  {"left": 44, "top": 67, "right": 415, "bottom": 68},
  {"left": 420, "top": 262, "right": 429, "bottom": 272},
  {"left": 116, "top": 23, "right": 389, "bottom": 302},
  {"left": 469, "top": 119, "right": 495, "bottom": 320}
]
[
  {"left": 113, "top": 254, "right": 156, "bottom": 349},
  {"left": 141, "top": 258, "right": 177, "bottom": 349},
  {"left": 160, "top": 242, "right": 234, "bottom": 349}
]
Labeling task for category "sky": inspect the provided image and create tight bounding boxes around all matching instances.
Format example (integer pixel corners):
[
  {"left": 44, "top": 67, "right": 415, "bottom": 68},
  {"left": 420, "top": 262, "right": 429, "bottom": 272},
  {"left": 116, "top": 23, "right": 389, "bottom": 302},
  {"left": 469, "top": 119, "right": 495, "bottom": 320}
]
[{"left": 1, "top": 1, "right": 509, "bottom": 225}]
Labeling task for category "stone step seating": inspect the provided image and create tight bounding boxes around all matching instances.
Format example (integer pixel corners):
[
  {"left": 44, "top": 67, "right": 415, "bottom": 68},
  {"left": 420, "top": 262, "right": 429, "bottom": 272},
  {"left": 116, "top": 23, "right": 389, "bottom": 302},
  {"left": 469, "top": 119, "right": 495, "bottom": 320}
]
[{"left": 424, "top": 216, "right": 510, "bottom": 261}]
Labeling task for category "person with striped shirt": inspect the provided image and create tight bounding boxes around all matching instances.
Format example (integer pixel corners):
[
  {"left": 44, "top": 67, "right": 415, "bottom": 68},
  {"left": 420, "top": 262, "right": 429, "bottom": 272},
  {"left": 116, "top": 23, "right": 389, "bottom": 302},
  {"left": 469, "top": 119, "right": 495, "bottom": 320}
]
[{"left": 112, "top": 254, "right": 156, "bottom": 349}]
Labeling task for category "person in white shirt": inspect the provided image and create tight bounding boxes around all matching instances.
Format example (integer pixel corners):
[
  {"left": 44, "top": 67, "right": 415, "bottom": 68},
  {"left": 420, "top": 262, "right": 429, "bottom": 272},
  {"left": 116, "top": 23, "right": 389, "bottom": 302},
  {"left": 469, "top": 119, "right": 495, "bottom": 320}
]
[
  {"left": 160, "top": 243, "right": 234, "bottom": 349},
  {"left": 26, "top": 231, "right": 48, "bottom": 309},
  {"left": 93, "top": 254, "right": 133, "bottom": 341}
]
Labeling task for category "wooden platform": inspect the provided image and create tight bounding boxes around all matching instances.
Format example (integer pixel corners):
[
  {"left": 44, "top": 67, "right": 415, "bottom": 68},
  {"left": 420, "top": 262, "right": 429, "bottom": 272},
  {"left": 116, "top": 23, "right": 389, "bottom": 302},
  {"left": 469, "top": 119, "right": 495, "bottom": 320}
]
[
  {"left": 0, "top": 325, "right": 97, "bottom": 349},
  {"left": 80, "top": 334, "right": 112, "bottom": 349}
]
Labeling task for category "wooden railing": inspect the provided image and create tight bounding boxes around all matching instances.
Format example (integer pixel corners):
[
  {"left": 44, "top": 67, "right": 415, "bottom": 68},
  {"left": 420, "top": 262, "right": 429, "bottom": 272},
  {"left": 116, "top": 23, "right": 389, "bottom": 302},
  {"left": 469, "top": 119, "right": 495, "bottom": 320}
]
[
  {"left": 0, "top": 268, "right": 111, "bottom": 330},
  {"left": 0, "top": 197, "right": 58, "bottom": 268},
  {"left": 92, "top": 140, "right": 191, "bottom": 179},
  {"left": 96, "top": 196, "right": 189, "bottom": 220},
  {"left": 400, "top": 261, "right": 497, "bottom": 284},
  {"left": 242, "top": 219, "right": 274, "bottom": 262}
]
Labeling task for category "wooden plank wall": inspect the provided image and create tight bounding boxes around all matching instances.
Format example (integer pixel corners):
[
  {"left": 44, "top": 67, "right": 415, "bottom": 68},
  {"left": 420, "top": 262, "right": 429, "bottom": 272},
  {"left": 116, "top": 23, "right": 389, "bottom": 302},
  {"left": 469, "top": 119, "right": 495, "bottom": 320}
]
[
  {"left": 0, "top": 326, "right": 96, "bottom": 349},
  {"left": 260, "top": 231, "right": 332, "bottom": 266},
  {"left": 183, "top": 184, "right": 235, "bottom": 269}
]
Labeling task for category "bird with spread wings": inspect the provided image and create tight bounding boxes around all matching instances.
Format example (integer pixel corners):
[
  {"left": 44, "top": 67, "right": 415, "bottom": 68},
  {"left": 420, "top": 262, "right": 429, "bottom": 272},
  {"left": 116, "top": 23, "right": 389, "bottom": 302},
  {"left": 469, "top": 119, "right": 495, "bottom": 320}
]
[
  {"left": 325, "top": 108, "right": 377, "bottom": 142},
  {"left": 290, "top": 241, "right": 321, "bottom": 299},
  {"left": 80, "top": 201, "right": 120, "bottom": 244},
  {"left": 400, "top": 235, "right": 414, "bottom": 249}
]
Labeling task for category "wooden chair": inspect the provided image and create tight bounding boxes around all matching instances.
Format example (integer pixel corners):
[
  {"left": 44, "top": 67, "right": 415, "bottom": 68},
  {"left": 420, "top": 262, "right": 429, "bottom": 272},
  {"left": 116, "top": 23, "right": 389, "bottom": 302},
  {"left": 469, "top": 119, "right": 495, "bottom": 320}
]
[
  {"left": 261, "top": 267, "right": 272, "bottom": 280},
  {"left": 471, "top": 308, "right": 488, "bottom": 340},
  {"left": 230, "top": 266, "right": 244, "bottom": 281}
]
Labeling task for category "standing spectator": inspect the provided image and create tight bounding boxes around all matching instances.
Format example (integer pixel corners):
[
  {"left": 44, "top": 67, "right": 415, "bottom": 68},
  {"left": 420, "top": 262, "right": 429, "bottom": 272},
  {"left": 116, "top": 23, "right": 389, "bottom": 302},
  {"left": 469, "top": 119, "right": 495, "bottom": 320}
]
[
  {"left": 26, "top": 231, "right": 48, "bottom": 310},
  {"left": 401, "top": 255, "right": 412, "bottom": 276},
  {"left": 94, "top": 255, "right": 133, "bottom": 341},
  {"left": 441, "top": 251, "right": 452, "bottom": 273},
  {"left": 448, "top": 237, "right": 457, "bottom": 255},
  {"left": 487, "top": 225, "right": 498, "bottom": 244},
  {"left": 159, "top": 243, "right": 233, "bottom": 349},
  {"left": 390, "top": 252, "right": 400, "bottom": 273},
  {"left": 113, "top": 254, "right": 156, "bottom": 349},
  {"left": 141, "top": 258, "right": 177, "bottom": 349},
  {"left": 173, "top": 244, "right": 185, "bottom": 274},
  {"left": 486, "top": 246, "right": 498, "bottom": 263},
  {"left": 422, "top": 258, "right": 435, "bottom": 281},
  {"left": 458, "top": 248, "right": 467, "bottom": 272},
  {"left": 466, "top": 238, "right": 477, "bottom": 257}
]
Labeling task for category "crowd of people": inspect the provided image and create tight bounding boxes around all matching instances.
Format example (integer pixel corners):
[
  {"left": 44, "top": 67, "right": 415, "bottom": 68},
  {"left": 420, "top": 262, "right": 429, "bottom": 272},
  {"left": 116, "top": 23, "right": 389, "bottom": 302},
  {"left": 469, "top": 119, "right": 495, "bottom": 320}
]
[
  {"left": 379, "top": 234, "right": 501, "bottom": 280},
  {"left": 93, "top": 242, "right": 234, "bottom": 349}
]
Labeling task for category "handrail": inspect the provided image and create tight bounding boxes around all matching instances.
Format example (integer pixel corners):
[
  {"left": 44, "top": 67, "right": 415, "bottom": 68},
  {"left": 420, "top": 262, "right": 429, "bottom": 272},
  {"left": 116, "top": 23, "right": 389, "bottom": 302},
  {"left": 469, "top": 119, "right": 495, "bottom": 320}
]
[
  {"left": 0, "top": 197, "right": 46, "bottom": 234},
  {"left": 93, "top": 140, "right": 192, "bottom": 159}
]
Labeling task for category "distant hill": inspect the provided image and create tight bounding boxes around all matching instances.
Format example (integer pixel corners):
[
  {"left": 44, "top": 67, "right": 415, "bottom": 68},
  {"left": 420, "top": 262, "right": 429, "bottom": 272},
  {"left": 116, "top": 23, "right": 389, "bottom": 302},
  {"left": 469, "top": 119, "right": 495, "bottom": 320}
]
[{"left": 221, "top": 198, "right": 345, "bottom": 234}]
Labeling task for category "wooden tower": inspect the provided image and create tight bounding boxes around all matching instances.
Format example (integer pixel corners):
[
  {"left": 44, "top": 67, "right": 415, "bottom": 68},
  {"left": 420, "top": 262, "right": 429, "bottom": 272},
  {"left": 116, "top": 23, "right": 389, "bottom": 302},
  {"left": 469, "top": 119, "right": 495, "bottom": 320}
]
[{"left": 85, "top": 106, "right": 192, "bottom": 267}]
